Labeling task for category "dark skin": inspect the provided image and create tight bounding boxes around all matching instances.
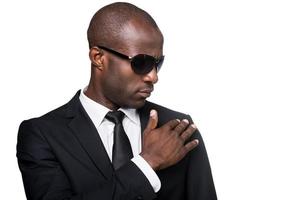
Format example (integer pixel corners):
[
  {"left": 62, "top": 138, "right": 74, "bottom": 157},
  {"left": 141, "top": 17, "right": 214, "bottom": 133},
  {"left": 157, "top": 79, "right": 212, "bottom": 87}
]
[{"left": 85, "top": 19, "right": 199, "bottom": 171}]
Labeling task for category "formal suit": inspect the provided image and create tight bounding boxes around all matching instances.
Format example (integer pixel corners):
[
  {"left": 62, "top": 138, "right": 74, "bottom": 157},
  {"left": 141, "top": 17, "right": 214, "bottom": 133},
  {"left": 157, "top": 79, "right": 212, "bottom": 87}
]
[{"left": 17, "top": 91, "right": 217, "bottom": 200}]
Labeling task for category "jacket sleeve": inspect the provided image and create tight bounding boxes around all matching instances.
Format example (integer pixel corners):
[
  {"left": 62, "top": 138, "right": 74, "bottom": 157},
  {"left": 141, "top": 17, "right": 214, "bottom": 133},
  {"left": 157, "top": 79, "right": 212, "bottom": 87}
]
[
  {"left": 17, "top": 120, "right": 156, "bottom": 200},
  {"left": 185, "top": 115, "right": 217, "bottom": 200}
]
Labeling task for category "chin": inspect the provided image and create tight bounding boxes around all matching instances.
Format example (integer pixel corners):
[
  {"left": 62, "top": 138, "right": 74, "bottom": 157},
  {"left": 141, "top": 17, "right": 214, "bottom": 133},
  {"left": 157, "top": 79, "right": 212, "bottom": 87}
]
[
  {"left": 123, "top": 99, "right": 147, "bottom": 109},
  {"left": 134, "top": 100, "right": 147, "bottom": 109}
]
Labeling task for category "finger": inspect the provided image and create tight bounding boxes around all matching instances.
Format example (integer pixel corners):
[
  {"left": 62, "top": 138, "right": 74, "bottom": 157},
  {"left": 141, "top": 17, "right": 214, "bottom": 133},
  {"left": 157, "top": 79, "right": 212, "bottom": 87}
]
[
  {"left": 180, "top": 124, "right": 197, "bottom": 141},
  {"left": 165, "top": 119, "right": 180, "bottom": 130},
  {"left": 176, "top": 139, "right": 199, "bottom": 161},
  {"left": 173, "top": 119, "right": 189, "bottom": 134},
  {"left": 144, "top": 109, "right": 158, "bottom": 134},
  {"left": 184, "top": 139, "right": 199, "bottom": 152}
]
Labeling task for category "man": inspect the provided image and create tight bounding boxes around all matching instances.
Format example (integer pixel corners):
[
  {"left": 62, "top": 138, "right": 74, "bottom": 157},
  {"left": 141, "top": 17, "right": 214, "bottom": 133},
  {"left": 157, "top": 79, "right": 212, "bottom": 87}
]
[{"left": 17, "top": 2, "right": 217, "bottom": 200}]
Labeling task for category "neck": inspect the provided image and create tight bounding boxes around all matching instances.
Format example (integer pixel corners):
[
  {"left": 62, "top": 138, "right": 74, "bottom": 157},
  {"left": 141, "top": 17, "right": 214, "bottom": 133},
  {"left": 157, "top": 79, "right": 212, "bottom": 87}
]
[{"left": 84, "top": 84, "right": 119, "bottom": 111}]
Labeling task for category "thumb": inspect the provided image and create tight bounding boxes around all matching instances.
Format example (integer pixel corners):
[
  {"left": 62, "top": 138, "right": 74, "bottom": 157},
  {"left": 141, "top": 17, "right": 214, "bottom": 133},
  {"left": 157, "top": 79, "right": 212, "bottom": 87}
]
[{"left": 144, "top": 109, "right": 158, "bottom": 133}]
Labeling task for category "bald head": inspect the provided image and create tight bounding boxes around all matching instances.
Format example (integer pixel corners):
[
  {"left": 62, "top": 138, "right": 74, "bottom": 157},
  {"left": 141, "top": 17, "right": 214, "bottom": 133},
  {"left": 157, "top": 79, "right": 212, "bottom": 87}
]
[{"left": 87, "top": 2, "right": 163, "bottom": 49}]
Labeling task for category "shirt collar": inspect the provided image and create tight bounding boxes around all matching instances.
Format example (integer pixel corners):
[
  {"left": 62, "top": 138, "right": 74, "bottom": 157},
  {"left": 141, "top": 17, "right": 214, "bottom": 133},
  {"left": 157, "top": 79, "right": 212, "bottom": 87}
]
[
  {"left": 119, "top": 107, "right": 140, "bottom": 125},
  {"left": 79, "top": 88, "right": 139, "bottom": 127}
]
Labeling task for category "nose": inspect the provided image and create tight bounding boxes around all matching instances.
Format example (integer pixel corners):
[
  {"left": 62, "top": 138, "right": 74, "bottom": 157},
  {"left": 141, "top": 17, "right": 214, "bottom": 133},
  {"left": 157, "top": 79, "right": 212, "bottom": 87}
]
[{"left": 142, "top": 67, "right": 158, "bottom": 84}]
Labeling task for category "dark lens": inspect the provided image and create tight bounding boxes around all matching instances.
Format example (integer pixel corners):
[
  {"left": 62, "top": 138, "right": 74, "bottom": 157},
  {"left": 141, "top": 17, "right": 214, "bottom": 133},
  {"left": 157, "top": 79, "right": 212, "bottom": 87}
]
[
  {"left": 131, "top": 54, "right": 156, "bottom": 75},
  {"left": 155, "top": 56, "right": 164, "bottom": 72}
]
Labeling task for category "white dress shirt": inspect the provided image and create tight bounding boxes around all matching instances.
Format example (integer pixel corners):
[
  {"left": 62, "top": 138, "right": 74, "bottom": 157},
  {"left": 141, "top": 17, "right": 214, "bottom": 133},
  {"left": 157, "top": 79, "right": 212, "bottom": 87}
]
[{"left": 79, "top": 88, "right": 161, "bottom": 192}]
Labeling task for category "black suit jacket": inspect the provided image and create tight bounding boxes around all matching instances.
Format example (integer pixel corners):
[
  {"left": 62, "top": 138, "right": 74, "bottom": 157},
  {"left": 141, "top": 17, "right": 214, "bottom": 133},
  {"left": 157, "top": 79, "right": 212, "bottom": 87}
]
[{"left": 17, "top": 91, "right": 217, "bottom": 200}]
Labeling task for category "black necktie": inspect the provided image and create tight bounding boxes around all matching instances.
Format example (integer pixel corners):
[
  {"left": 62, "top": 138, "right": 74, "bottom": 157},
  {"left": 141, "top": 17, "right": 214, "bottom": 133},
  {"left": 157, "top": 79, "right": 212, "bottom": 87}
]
[{"left": 105, "top": 110, "right": 133, "bottom": 170}]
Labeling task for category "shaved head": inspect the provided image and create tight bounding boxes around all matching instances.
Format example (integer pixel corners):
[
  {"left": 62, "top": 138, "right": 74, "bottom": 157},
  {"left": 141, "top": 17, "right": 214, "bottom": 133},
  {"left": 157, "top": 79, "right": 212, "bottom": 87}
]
[
  {"left": 85, "top": 2, "right": 164, "bottom": 110},
  {"left": 87, "top": 2, "right": 162, "bottom": 49}
]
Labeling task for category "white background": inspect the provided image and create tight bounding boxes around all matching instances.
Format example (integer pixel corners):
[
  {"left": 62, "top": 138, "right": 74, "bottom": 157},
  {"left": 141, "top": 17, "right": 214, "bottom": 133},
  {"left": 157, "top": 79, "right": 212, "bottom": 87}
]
[{"left": 1, "top": 0, "right": 300, "bottom": 199}]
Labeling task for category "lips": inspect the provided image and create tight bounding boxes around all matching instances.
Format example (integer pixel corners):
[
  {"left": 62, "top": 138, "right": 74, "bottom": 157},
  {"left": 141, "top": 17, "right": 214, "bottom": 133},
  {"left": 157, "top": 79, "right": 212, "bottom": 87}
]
[{"left": 137, "top": 86, "right": 154, "bottom": 98}]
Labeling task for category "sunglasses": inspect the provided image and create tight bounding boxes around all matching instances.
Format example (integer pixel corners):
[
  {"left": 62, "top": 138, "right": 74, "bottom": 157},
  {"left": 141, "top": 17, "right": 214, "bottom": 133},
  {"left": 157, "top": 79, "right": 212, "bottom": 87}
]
[{"left": 97, "top": 45, "right": 164, "bottom": 75}]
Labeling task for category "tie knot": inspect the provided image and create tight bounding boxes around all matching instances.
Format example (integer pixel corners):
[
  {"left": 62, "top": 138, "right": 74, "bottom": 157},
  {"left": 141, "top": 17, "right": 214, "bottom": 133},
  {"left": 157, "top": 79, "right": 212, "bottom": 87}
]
[{"left": 105, "top": 110, "right": 125, "bottom": 124}]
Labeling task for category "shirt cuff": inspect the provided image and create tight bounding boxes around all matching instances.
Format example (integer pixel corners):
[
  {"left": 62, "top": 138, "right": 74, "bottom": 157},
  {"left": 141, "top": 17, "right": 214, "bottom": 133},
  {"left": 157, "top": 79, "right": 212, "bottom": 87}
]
[{"left": 131, "top": 155, "right": 161, "bottom": 193}]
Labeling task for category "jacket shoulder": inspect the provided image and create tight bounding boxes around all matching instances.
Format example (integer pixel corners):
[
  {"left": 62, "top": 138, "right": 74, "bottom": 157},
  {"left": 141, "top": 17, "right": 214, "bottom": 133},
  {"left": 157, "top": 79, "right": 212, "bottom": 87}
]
[
  {"left": 23, "top": 91, "right": 81, "bottom": 123},
  {"left": 26, "top": 102, "right": 69, "bottom": 124},
  {"left": 142, "top": 101, "right": 190, "bottom": 122}
]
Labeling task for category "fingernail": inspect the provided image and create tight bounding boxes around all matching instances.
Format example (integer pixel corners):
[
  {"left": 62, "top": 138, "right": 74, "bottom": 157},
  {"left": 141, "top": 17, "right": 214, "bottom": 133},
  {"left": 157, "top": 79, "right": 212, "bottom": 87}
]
[
  {"left": 183, "top": 119, "right": 189, "bottom": 124},
  {"left": 191, "top": 124, "right": 197, "bottom": 129},
  {"left": 150, "top": 110, "right": 156, "bottom": 117}
]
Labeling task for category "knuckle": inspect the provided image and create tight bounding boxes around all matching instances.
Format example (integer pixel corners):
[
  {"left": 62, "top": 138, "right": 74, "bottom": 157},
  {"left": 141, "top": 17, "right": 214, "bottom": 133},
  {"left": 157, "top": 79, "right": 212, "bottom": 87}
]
[
  {"left": 180, "top": 147, "right": 188, "bottom": 157},
  {"left": 186, "top": 129, "right": 194, "bottom": 136},
  {"left": 185, "top": 128, "right": 195, "bottom": 136},
  {"left": 170, "top": 130, "right": 177, "bottom": 135},
  {"left": 175, "top": 122, "right": 188, "bottom": 132},
  {"left": 180, "top": 133, "right": 188, "bottom": 140},
  {"left": 187, "top": 124, "right": 196, "bottom": 131},
  {"left": 167, "top": 119, "right": 179, "bottom": 129},
  {"left": 181, "top": 129, "right": 193, "bottom": 140},
  {"left": 174, "top": 124, "right": 183, "bottom": 132},
  {"left": 179, "top": 137, "right": 185, "bottom": 145},
  {"left": 185, "top": 142, "right": 194, "bottom": 151}
]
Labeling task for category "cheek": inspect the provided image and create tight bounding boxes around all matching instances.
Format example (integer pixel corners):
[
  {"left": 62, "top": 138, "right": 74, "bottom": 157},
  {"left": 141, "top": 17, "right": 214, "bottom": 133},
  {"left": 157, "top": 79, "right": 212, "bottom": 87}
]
[
  {"left": 104, "top": 61, "right": 138, "bottom": 97},
  {"left": 119, "top": 76, "right": 140, "bottom": 97}
]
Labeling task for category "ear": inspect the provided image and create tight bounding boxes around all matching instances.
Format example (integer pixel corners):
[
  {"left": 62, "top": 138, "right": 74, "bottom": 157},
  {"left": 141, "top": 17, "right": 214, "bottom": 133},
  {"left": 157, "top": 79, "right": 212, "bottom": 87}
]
[{"left": 89, "top": 46, "right": 104, "bottom": 70}]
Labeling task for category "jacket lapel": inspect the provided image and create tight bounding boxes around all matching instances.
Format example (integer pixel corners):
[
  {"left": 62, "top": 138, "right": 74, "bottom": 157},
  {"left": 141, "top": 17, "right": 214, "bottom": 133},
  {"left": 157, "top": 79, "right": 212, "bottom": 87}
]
[
  {"left": 138, "top": 101, "right": 151, "bottom": 134},
  {"left": 138, "top": 101, "right": 164, "bottom": 133},
  {"left": 66, "top": 91, "right": 113, "bottom": 180}
]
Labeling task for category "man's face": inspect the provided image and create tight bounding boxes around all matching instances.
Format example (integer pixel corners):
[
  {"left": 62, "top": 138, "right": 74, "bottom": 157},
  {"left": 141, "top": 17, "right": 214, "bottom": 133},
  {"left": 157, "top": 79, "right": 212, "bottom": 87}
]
[{"left": 98, "top": 20, "right": 163, "bottom": 109}]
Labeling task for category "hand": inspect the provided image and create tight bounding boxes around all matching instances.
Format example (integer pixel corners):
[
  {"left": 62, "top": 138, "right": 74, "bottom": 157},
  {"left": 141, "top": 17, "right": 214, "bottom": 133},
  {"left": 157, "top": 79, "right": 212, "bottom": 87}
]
[{"left": 140, "top": 109, "right": 199, "bottom": 170}]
